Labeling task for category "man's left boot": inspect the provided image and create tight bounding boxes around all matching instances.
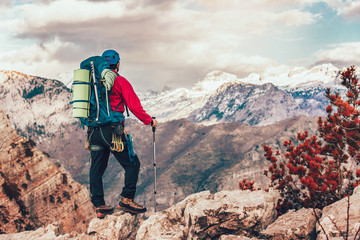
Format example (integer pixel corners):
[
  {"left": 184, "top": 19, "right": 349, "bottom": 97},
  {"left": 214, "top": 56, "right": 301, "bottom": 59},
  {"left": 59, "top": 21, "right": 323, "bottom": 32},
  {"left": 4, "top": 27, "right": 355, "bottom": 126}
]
[
  {"left": 96, "top": 205, "right": 115, "bottom": 219},
  {"left": 117, "top": 196, "right": 147, "bottom": 214}
]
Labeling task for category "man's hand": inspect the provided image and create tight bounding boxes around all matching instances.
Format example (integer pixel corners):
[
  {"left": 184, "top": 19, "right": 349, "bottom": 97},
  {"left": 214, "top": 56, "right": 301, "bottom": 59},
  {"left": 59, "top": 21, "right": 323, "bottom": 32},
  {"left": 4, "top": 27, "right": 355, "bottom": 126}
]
[{"left": 151, "top": 119, "right": 158, "bottom": 128}]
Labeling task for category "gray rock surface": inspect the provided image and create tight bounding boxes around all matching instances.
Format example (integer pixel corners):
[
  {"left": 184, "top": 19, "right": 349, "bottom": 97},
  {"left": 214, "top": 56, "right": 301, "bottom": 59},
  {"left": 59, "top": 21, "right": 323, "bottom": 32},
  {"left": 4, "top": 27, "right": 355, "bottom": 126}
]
[
  {"left": 0, "top": 212, "right": 142, "bottom": 240},
  {"left": 261, "top": 208, "right": 321, "bottom": 240},
  {"left": 9, "top": 183, "right": 360, "bottom": 240},
  {"left": 136, "top": 189, "right": 280, "bottom": 239},
  {"left": 317, "top": 185, "right": 360, "bottom": 240},
  {"left": 0, "top": 223, "right": 70, "bottom": 240},
  {"left": 87, "top": 211, "right": 142, "bottom": 240}
]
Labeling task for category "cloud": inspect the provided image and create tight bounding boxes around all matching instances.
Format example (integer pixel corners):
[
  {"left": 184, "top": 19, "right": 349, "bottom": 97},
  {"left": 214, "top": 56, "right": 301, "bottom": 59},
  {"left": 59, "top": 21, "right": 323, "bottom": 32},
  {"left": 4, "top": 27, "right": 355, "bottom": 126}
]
[
  {"left": 0, "top": 38, "right": 86, "bottom": 82},
  {"left": 251, "top": 0, "right": 358, "bottom": 22},
  {"left": 274, "top": 9, "right": 321, "bottom": 26},
  {"left": 0, "top": 0, "right": 12, "bottom": 6},
  {"left": 318, "top": 0, "right": 360, "bottom": 21},
  {"left": 0, "top": 0, "right": 354, "bottom": 90},
  {"left": 15, "top": 0, "right": 126, "bottom": 31},
  {"left": 9, "top": 0, "right": 322, "bottom": 41},
  {"left": 251, "top": 0, "right": 340, "bottom": 8},
  {"left": 0, "top": 0, "right": 13, "bottom": 14},
  {"left": 1, "top": 37, "right": 83, "bottom": 64},
  {"left": 314, "top": 42, "right": 360, "bottom": 67},
  {"left": 337, "top": 1, "right": 360, "bottom": 20}
]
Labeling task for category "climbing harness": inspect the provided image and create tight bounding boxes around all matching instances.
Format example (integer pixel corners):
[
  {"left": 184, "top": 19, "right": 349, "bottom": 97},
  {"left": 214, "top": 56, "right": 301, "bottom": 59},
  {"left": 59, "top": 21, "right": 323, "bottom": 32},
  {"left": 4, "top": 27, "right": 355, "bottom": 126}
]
[
  {"left": 99, "top": 127, "right": 111, "bottom": 147},
  {"left": 86, "top": 124, "right": 136, "bottom": 164}
]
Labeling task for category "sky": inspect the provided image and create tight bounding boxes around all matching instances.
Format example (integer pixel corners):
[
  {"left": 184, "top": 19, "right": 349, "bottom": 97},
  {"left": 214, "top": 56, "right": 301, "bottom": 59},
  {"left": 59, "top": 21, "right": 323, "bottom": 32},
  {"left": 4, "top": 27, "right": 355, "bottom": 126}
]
[{"left": 0, "top": 0, "right": 359, "bottom": 91}]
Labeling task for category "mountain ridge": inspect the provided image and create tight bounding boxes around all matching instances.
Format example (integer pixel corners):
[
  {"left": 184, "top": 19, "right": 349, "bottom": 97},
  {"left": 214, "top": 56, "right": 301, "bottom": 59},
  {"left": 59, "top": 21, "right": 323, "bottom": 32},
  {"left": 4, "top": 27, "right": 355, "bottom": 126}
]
[
  {"left": 0, "top": 63, "right": 344, "bottom": 128},
  {"left": 0, "top": 63, "right": 343, "bottom": 211},
  {"left": 138, "top": 63, "right": 344, "bottom": 125}
]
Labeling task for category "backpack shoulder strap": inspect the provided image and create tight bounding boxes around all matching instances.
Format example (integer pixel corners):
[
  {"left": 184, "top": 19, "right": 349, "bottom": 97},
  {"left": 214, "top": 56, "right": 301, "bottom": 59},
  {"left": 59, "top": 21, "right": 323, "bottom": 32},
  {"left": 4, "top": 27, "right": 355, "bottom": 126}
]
[{"left": 113, "top": 72, "right": 130, "bottom": 117}]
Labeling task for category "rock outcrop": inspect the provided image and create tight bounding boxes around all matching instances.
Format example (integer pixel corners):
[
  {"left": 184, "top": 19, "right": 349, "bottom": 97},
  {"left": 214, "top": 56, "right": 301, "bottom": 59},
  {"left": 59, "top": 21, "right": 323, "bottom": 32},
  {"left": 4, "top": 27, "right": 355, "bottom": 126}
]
[
  {"left": 0, "top": 222, "right": 67, "bottom": 240},
  {"left": 136, "top": 189, "right": 280, "bottom": 239},
  {"left": 3, "top": 185, "right": 360, "bottom": 239},
  {"left": 87, "top": 211, "right": 143, "bottom": 240},
  {"left": 0, "top": 107, "right": 93, "bottom": 234},
  {"left": 260, "top": 208, "right": 320, "bottom": 239},
  {"left": 0, "top": 69, "right": 322, "bottom": 214},
  {"left": 0, "top": 189, "right": 280, "bottom": 239},
  {"left": 130, "top": 115, "right": 318, "bottom": 213},
  {"left": 316, "top": 186, "right": 360, "bottom": 239},
  {"left": 0, "top": 212, "right": 143, "bottom": 240}
]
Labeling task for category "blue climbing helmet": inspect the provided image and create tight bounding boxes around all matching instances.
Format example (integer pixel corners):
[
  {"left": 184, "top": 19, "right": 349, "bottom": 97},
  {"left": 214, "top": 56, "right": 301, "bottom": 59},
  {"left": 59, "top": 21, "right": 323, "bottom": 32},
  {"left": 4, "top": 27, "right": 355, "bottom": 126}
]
[{"left": 102, "top": 49, "right": 120, "bottom": 65}]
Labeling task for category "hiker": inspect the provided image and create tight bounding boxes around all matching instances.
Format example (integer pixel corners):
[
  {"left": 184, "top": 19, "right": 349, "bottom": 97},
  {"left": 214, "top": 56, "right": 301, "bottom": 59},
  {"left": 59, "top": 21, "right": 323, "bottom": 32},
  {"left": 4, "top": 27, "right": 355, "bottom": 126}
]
[{"left": 88, "top": 49, "right": 158, "bottom": 218}]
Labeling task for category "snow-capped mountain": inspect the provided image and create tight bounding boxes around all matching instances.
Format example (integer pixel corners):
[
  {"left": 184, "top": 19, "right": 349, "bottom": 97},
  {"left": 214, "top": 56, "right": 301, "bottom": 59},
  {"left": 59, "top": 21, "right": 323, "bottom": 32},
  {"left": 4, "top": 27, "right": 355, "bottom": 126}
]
[
  {"left": 139, "top": 71, "right": 240, "bottom": 121},
  {"left": 188, "top": 82, "right": 304, "bottom": 126},
  {"left": 0, "top": 63, "right": 351, "bottom": 211},
  {"left": 0, "top": 64, "right": 346, "bottom": 134},
  {"left": 241, "top": 63, "right": 341, "bottom": 88},
  {"left": 140, "top": 63, "right": 345, "bottom": 126},
  {"left": 0, "top": 70, "right": 73, "bottom": 135}
]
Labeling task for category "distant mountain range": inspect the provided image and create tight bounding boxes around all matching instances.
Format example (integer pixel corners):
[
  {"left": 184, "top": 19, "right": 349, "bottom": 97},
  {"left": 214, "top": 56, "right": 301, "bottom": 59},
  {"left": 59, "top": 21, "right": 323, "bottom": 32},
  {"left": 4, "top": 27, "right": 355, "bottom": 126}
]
[
  {"left": 139, "top": 63, "right": 344, "bottom": 126},
  {"left": 0, "top": 63, "right": 347, "bottom": 211},
  {"left": 0, "top": 64, "right": 343, "bottom": 129}
]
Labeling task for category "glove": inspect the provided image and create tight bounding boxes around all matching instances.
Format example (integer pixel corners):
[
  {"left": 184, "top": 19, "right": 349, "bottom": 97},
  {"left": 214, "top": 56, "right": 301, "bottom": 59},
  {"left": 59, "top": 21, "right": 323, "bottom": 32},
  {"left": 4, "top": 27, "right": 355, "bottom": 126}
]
[{"left": 100, "top": 69, "right": 116, "bottom": 91}]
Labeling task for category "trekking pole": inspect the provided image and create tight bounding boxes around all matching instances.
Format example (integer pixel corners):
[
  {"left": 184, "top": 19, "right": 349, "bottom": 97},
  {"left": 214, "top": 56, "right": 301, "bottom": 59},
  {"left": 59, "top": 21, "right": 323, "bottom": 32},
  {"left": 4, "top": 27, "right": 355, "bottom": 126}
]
[{"left": 152, "top": 117, "right": 157, "bottom": 212}]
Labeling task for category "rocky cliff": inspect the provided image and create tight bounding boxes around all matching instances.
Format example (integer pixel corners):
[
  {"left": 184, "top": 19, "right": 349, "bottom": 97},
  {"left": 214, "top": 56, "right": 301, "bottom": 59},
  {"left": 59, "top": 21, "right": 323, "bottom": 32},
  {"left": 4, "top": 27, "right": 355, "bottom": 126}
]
[
  {"left": 0, "top": 107, "right": 93, "bottom": 234},
  {"left": 0, "top": 188, "right": 282, "bottom": 239},
  {"left": 0, "top": 70, "right": 88, "bottom": 184},
  {"left": 0, "top": 69, "right": 323, "bottom": 213},
  {"left": 125, "top": 115, "right": 318, "bottom": 213},
  {"left": 2, "top": 185, "right": 360, "bottom": 239}
]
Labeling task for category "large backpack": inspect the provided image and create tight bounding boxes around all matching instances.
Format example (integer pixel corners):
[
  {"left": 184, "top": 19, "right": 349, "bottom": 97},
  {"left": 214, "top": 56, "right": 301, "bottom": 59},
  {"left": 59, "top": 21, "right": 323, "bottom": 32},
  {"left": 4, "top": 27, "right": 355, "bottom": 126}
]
[{"left": 71, "top": 56, "right": 124, "bottom": 127}]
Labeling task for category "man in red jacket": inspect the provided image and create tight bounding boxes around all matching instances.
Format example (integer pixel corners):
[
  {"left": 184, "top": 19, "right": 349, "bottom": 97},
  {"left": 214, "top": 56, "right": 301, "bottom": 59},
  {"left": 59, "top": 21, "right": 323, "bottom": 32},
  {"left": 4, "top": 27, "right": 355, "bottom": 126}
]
[{"left": 89, "top": 49, "right": 157, "bottom": 218}]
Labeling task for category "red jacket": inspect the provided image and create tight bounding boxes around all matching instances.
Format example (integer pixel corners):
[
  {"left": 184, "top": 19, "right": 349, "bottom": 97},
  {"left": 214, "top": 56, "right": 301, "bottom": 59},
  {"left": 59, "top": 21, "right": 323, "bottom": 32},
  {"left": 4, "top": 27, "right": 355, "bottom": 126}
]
[{"left": 109, "top": 73, "right": 152, "bottom": 125}]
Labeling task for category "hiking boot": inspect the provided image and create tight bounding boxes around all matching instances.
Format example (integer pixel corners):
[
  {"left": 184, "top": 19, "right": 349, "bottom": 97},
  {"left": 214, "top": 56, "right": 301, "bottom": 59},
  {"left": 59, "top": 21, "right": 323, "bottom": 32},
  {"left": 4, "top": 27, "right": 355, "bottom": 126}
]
[
  {"left": 117, "top": 197, "right": 147, "bottom": 214},
  {"left": 95, "top": 205, "right": 114, "bottom": 219}
]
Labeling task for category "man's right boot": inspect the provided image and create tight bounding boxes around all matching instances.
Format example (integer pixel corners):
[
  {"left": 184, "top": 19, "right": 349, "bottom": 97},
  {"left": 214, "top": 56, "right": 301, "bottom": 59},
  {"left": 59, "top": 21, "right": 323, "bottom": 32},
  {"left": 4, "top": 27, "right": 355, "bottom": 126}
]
[
  {"left": 117, "top": 196, "right": 147, "bottom": 214},
  {"left": 96, "top": 205, "right": 114, "bottom": 219}
]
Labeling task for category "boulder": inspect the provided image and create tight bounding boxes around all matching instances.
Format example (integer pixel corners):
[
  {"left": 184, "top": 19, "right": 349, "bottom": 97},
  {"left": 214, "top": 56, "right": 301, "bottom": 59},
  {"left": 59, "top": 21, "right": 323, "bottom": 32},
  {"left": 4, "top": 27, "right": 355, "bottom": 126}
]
[
  {"left": 317, "top": 185, "right": 360, "bottom": 239},
  {"left": 136, "top": 189, "right": 280, "bottom": 239},
  {"left": 0, "top": 211, "right": 142, "bottom": 240},
  {"left": 260, "top": 208, "right": 321, "bottom": 239},
  {"left": 87, "top": 211, "right": 142, "bottom": 240},
  {"left": 0, "top": 222, "right": 65, "bottom": 240}
]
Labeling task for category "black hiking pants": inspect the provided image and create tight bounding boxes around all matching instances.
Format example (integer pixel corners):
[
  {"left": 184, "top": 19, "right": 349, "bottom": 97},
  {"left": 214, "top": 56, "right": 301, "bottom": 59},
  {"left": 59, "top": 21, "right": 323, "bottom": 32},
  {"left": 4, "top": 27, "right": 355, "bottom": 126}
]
[{"left": 89, "top": 124, "right": 140, "bottom": 207}]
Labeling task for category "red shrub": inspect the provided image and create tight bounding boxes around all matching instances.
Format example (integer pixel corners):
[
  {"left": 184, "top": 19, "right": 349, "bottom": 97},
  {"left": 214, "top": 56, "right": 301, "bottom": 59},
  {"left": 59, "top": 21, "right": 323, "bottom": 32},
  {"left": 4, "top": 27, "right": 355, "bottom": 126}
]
[{"left": 245, "top": 66, "right": 360, "bottom": 214}]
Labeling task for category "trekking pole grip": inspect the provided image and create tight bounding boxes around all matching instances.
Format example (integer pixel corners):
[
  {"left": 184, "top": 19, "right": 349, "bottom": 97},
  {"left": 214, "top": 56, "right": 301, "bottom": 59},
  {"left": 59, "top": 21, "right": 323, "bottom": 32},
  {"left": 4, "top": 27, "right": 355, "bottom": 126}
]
[{"left": 152, "top": 117, "right": 156, "bottom": 133}]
